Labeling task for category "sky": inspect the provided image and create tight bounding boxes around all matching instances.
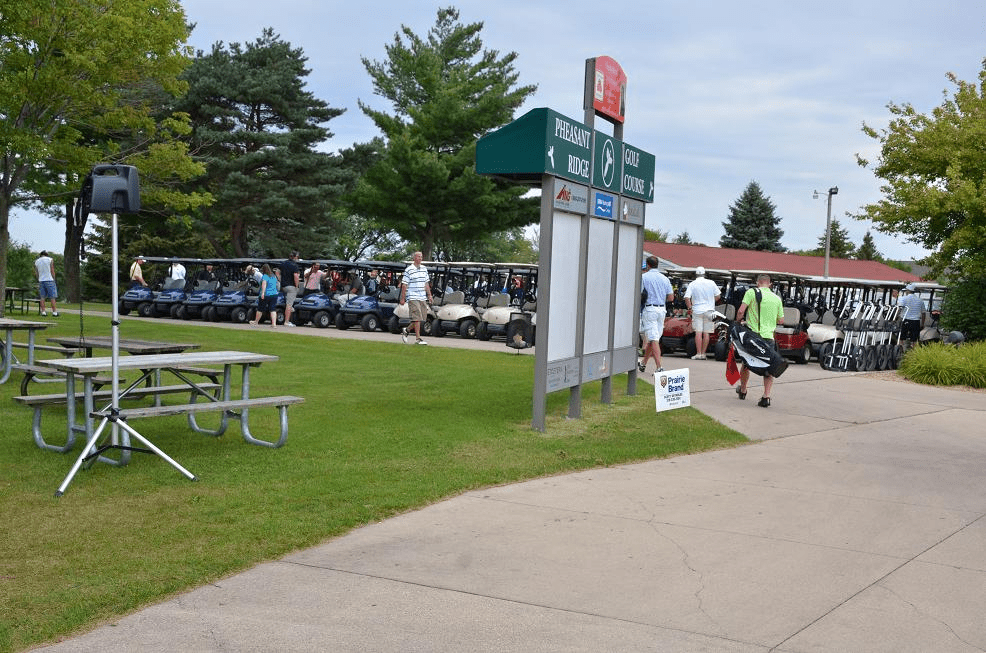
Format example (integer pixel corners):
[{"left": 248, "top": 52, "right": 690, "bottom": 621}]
[{"left": 11, "top": 0, "right": 986, "bottom": 260}]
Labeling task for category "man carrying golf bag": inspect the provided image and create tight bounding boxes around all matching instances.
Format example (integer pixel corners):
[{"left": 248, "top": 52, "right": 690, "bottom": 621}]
[{"left": 731, "top": 274, "right": 787, "bottom": 407}]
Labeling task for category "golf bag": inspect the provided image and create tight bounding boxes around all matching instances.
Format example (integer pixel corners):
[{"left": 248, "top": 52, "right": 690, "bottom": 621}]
[{"left": 728, "top": 321, "right": 789, "bottom": 379}]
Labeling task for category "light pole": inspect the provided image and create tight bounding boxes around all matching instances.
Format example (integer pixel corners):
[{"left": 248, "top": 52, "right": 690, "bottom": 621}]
[{"left": 814, "top": 186, "right": 838, "bottom": 278}]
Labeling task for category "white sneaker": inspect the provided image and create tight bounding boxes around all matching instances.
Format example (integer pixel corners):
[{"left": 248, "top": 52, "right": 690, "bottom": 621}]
[
  {"left": 52, "top": 312, "right": 59, "bottom": 317},
  {"left": 41, "top": 311, "right": 47, "bottom": 316},
  {"left": 285, "top": 322, "right": 296, "bottom": 327},
  {"left": 401, "top": 328, "right": 409, "bottom": 344},
  {"left": 690, "top": 354, "right": 705, "bottom": 360},
  {"left": 416, "top": 339, "right": 428, "bottom": 345}
]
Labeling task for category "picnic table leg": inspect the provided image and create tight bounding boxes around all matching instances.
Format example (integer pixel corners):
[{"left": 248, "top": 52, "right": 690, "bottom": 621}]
[
  {"left": 186, "top": 363, "right": 233, "bottom": 436},
  {"left": 1, "top": 331, "right": 12, "bottom": 384},
  {"left": 239, "top": 405, "right": 291, "bottom": 448}
]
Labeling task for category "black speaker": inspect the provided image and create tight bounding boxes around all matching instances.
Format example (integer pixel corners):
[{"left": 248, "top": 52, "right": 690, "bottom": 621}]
[{"left": 88, "top": 164, "right": 141, "bottom": 214}]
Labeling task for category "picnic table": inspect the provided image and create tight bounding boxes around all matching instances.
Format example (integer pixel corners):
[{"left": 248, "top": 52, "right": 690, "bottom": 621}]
[
  {"left": 4, "top": 287, "right": 27, "bottom": 314},
  {"left": 0, "top": 317, "right": 51, "bottom": 384},
  {"left": 47, "top": 336, "right": 200, "bottom": 357}
]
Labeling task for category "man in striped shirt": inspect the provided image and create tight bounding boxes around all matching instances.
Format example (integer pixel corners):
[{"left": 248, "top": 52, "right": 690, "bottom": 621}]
[{"left": 399, "top": 251, "right": 434, "bottom": 345}]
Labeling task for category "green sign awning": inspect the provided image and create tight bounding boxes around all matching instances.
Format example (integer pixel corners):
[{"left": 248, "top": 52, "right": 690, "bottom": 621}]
[{"left": 477, "top": 107, "right": 654, "bottom": 203}]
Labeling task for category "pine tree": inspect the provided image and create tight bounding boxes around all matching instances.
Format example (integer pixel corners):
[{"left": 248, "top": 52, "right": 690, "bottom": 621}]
[
  {"left": 855, "top": 230, "right": 882, "bottom": 261},
  {"left": 719, "top": 182, "right": 785, "bottom": 251},
  {"left": 351, "top": 8, "right": 538, "bottom": 258},
  {"left": 816, "top": 219, "right": 855, "bottom": 258},
  {"left": 176, "top": 29, "right": 350, "bottom": 257}
]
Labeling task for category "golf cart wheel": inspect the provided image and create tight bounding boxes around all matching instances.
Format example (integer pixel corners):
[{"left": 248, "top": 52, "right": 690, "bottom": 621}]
[
  {"left": 713, "top": 339, "right": 729, "bottom": 362},
  {"left": 118, "top": 301, "right": 131, "bottom": 316},
  {"left": 360, "top": 313, "right": 379, "bottom": 332},
  {"left": 795, "top": 344, "right": 811, "bottom": 365},
  {"left": 849, "top": 345, "right": 866, "bottom": 372},
  {"left": 204, "top": 306, "right": 217, "bottom": 321},
  {"left": 818, "top": 342, "right": 834, "bottom": 370},
  {"left": 684, "top": 337, "right": 697, "bottom": 359},
  {"left": 275, "top": 310, "right": 285, "bottom": 325},
  {"left": 387, "top": 315, "right": 401, "bottom": 334},
  {"left": 313, "top": 311, "right": 331, "bottom": 328},
  {"left": 231, "top": 306, "right": 248, "bottom": 323},
  {"left": 137, "top": 302, "right": 154, "bottom": 318},
  {"left": 431, "top": 318, "right": 444, "bottom": 337},
  {"left": 421, "top": 317, "right": 433, "bottom": 336},
  {"left": 177, "top": 304, "right": 188, "bottom": 320},
  {"left": 476, "top": 322, "right": 492, "bottom": 341},
  {"left": 459, "top": 319, "right": 477, "bottom": 339},
  {"left": 169, "top": 304, "right": 180, "bottom": 318},
  {"left": 335, "top": 313, "right": 349, "bottom": 330}
]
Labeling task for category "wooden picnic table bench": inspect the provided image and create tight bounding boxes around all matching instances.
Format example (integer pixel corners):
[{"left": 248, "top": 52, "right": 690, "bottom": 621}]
[
  {"left": 92, "top": 395, "right": 305, "bottom": 449},
  {"left": 13, "top": 383, "right": 221, "bottom": 453}
]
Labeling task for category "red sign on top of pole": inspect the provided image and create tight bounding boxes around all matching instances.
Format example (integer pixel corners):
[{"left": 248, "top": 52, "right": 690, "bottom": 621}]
[{"left": 588, "top": 56, "right": 626, "bottom": 124}]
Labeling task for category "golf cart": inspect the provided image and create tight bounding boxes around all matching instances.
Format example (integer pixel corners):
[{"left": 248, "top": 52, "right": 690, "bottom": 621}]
[
  {"left": 291, "top": 259, "right": 353, "bottom": 327},
  {"left": 209, "top": 259, "right": 263, "bottom": 323},
  {"left": 476, "top": 263, "right": 538, "bottom": 342},
  {"left": 431, "top": 262, "right": 494, "bottom": 339},
  {"left": 179, "top": 260, "right": 225, "bottom": 320},
  {"left": 334, "top": 261, "right": 402, "bottom": 332}
]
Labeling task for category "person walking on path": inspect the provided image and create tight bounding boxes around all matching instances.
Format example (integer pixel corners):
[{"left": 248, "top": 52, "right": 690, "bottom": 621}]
[
  {"left": 34, "top": 250, "right": 59, "bottom": 317},
  {"left": 639, "top": 256, "right": 674, "bottom": 373},
  {"left": 279, "top": 252, "right": 301, "bottom": 326},
  {"left": 684, "top": 266, "right": 721, "bottom": 360},
  {"left": 735, "top": 274, "right": 785, "bottom": 407},
  {"left": 399, "top": 251, "right": 433, "bottom": 345},
  {"left": 249, "top": 264, "right": 280, "bottom": 329}
]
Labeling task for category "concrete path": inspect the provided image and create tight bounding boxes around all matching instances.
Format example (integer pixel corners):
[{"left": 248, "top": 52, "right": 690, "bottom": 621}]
[{"left": 33, "top": 329, "right": 986, "bottom": 652}]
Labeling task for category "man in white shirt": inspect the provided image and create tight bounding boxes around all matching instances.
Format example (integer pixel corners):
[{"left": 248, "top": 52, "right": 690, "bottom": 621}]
[
  {"left": 169, "top": 259, "right": 186, "bottom": 281},
  {"left": 34, "top": 250, "right": 59, "bottom": 317},
  {"left": 684, "top": 266, "right": 721, "bottom": 360},
  {"left": 399, "top": 251, "right": 434, "bottom": 345}
]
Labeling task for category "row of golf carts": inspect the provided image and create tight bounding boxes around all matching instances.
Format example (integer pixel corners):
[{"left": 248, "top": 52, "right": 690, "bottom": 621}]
[
  {"left": 119, "top": 258, "right": 539, "bottom": 346},
  {"left": 657, "top": 267, "right": 953, "bottom": 372}
]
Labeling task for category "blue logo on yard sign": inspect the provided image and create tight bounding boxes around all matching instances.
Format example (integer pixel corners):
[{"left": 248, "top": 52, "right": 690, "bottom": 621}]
[{"left": 594, "top": 192, "right": 614, "bottom": 218}]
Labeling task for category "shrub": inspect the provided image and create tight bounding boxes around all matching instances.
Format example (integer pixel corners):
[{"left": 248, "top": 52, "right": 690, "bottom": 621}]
[{"left": 899, "top": 341, "right": 986, "bottom": 388}]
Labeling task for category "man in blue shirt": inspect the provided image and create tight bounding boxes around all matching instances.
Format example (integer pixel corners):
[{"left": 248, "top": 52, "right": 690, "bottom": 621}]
[{"left": 639, "top": 256, "right": 674, "bottom": 373}]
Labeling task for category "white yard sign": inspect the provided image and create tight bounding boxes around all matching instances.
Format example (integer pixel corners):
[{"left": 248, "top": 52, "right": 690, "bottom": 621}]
[{"left": 655, "top": 368, "right": 691, "bottom": 412}]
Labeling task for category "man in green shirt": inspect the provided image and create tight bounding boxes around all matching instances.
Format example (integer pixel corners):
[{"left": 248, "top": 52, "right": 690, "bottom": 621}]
[{"left": 735, "top": 274, "right": 785, "bottom": 407}]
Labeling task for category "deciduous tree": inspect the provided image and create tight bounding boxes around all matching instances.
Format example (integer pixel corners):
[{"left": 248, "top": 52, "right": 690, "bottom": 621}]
[
  {"left": 856, "top": 64, "right": 986, "bottom": 279},
  {"left": 0, "top": 0, "right": 203, "bottom": 308}
]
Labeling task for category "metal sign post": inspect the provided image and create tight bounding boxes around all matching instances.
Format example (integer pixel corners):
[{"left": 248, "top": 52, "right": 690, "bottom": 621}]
[{"left": 477, "top": 57, "right": 655, "bottom": 431}]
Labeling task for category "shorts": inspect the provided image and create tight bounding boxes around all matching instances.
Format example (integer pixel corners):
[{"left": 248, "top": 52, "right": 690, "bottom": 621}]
[
  {"left": 640, "top": 305, "right": 667, "bottom": 341},
  {"left": 902, "top": 318, "right": 921, "bottom": 342},
  {"left": 39, "top": 280, "right": 58, "bottom": 299},
  {"left": 258, "top": 295, "right": 278, "bottom": 312},
  {"left": 691, "top": 310, "right": 716, "bottom": 333},
  {"left": 282, "top": 285, "right": 298, "bottom": 305},
  {"left": 408, "top": 299, "right": 428, "bottom": 322}
]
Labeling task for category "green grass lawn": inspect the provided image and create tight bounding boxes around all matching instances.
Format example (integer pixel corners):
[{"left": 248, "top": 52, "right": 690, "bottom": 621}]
[{"left": 0, "top": 311, "right": 746, "bottom": 652}]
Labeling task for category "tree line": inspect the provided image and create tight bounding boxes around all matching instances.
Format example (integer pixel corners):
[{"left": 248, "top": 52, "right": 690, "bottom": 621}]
[{"left": 2, "top": 4, "right": 985, "bottom": 332}]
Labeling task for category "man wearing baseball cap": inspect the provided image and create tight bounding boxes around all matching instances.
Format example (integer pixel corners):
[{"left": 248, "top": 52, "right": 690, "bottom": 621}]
[
  {"left": 897, "top": 283, "right": 925, "bottom": 348},
  {"left": 684, "top": 266, "right": 721, "bottom": 360},
  {"left": 129, "top": 255, "right": 147, "bottom": 288}
]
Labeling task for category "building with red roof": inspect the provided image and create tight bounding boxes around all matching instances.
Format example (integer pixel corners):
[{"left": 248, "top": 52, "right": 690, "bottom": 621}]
[{"left": 644, "top": 242, "right": 922, "bottom": 283}]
